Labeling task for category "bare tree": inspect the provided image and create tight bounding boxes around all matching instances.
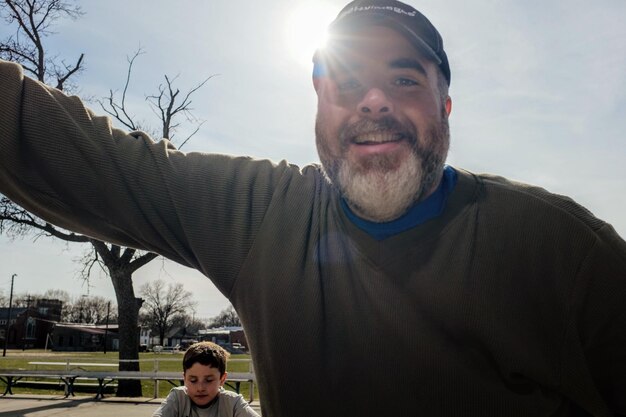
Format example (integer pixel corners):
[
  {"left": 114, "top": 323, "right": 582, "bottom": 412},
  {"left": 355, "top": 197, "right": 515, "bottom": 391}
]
[
  {"left": 170, "top": 313, "right": 206, "bottom": 336},
  {"left": 207, "top": 305, "right": 241, "bottom": 328},
  {"left": 0, "top": 0, "right": 210, "bottom": 397},
  {"left": 62, "top": 294, "right": 116, "bottom": 324},
  {"left": 41, "top": 289, "right": 71, "bottom": 304},
  {"left": 140, "top": 280, "right": 196, "bottom": 345},
  {"left": 99, "top": 48, "right": 212, "bottom": 146},
  {"left": 5, "top": 289, "right": 115, "bottom": 324},
  {"left": 11, "top": 292, "right": 36, "bottom": 308},
  {"left": 0, "top": 0, "right": 84, "bottom": 90},
  {"left": 41, "top": 289, "right": 72, "bottom": 319}
]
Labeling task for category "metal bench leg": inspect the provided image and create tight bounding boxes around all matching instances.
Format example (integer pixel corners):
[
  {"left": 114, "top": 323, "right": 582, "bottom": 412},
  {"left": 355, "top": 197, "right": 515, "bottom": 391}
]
[
  {"left": 95, "top": 378, "right": 105, "bottom": 400},
  {"left": 63, "top": 377, "right": 76, "bottom": 398},
  {"left": 1, "top": 377, "right": 15, "bottom": 396},
  {"left": 225, "top": 381, "right": 242, "bottom": 393},
  {"left": 95, "top": 378, "right": 117, "bottom": 400}
]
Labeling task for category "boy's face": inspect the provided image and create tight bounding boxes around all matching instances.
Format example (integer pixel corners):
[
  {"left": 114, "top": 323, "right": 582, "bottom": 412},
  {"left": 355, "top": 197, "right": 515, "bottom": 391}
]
[{"left": 183, "top": 362, "right": 227, "bottom": 406}]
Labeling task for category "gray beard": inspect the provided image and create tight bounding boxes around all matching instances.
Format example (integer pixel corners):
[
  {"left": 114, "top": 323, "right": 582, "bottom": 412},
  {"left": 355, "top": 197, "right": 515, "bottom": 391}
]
[{"left": 316, "top": 115, "right": 449, "bottom": 222}]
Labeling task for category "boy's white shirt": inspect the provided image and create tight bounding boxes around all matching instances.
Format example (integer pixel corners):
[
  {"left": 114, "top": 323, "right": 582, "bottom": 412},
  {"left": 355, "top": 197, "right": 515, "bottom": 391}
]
[{"left": 152, "top": 386, "right": 259, "bottom": 417}]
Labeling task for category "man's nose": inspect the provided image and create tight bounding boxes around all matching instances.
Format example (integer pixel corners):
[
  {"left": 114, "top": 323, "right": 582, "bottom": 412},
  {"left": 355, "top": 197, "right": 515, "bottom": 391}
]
[{"left": 357, "top": 87, "right": 394, "bottom": 118}]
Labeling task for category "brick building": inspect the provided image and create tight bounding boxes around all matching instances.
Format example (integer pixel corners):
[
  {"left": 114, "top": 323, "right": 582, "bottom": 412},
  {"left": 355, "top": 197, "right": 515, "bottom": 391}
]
[{"left": 0, "top": 299, "right": 62, "bottom": 349}]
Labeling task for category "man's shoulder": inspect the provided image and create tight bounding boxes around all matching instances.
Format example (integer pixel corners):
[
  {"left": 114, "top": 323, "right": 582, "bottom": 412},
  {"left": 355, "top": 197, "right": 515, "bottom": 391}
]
[
  {"left": 457, "top": 168, "right": 606, "bottom": 233},
  {"left": 230, "top": 157, "right": 325, "bottom": 184}
]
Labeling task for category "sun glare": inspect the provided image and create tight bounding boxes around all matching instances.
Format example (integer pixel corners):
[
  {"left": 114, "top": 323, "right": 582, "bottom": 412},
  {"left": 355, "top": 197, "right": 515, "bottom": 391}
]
[{"left": 285, "top": 3, "right": 337, "bottom": 68}]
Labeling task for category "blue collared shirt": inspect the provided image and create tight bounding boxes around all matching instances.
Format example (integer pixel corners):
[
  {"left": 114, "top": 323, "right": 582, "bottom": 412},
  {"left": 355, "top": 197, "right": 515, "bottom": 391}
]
[{"left": 341, "top": 165, "right": 458, "bottom": 240}]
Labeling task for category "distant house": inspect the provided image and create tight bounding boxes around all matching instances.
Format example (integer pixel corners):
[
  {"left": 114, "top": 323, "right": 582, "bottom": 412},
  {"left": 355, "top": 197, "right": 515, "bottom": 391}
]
[
  {"left": 145, "top": 327, "right": 249, "bottom": 352},
  {"left": 198, "top": 326, "right": 248, "bottom": 352},
  {"left": 155, "top": 326, "right": 198, "bottom": 349},
  {"left": 139, "top": 326, "right": 151, "bottom": 349},
  {"left": 0, "top": 299, "right": 62, "bottom": 349},
  {"left": 51, "top": 323, "right": 119, "bottom": 352}
]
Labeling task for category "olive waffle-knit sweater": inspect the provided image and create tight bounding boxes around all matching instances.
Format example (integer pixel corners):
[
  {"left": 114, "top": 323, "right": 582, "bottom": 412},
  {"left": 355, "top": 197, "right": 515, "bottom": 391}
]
[{"left": 1, "top": 60, "right": 625, "bottom": 416}]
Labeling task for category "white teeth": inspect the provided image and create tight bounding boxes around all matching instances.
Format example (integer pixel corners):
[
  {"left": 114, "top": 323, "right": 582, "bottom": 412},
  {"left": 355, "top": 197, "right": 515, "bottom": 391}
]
[{"left": 353, "top": 132, "right": 402, "bottom": 144}]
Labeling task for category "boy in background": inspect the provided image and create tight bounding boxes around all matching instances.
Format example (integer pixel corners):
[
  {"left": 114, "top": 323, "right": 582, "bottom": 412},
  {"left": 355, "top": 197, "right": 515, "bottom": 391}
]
[{"left": 153, "top": 342, "right": 260, "bottom": 417}]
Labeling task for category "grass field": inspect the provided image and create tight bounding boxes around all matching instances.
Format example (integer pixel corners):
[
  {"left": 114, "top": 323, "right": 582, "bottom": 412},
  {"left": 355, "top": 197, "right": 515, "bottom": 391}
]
[{"left": 0, "top": 349, "right": 259, "bottom": 400}]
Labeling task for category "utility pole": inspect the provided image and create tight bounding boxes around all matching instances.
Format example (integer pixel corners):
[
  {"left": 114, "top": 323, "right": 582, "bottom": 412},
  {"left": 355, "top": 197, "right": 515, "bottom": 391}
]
[{"left": 2, "top": 274, "right": 16, "bottom": 357}]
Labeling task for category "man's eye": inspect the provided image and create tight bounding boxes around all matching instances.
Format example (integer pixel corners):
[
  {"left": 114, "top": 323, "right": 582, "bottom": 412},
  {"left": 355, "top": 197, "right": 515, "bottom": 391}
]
[
  {"left": 394, "top": 78, "right": 418, "bottom": 87},
  {"left": 337, "top": 79, "right": 361, "bottom": 91}
]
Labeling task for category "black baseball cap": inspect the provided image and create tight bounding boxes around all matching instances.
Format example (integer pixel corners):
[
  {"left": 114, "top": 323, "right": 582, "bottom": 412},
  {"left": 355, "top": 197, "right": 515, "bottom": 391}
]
[{"left": 315, "top": 0, "right": 451, "bottom": 85}]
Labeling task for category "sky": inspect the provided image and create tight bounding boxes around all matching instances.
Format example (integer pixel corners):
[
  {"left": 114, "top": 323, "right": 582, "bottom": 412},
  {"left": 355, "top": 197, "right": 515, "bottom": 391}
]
[{"left": 1, "top": 0, "right": 625, "bottom": 319}]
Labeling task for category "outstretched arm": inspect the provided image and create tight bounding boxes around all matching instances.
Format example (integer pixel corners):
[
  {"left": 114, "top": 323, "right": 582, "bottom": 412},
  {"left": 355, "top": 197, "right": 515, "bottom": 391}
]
[{"left": 0, "top": 59, "right": 289, "bottom": 294}]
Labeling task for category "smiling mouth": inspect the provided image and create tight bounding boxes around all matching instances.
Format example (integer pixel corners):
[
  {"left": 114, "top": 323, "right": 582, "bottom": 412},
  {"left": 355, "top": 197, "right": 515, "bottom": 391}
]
[{"left": 352, "top": 132, "right": 405, "bottom": 145}]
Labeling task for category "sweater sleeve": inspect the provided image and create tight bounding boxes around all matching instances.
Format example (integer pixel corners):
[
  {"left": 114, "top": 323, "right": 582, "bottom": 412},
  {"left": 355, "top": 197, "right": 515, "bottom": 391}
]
[
  {"left": 0, "top": 59, "right": 291, "bottom": 295},
  {"left": 563, "top": 223, "right": 626, "bottom": 415}
]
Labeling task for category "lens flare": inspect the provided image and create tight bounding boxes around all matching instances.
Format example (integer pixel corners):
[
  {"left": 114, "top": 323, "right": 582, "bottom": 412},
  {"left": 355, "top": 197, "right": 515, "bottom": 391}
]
[{"left": 284, "top": 3, "right": 337, "bottom": 68}]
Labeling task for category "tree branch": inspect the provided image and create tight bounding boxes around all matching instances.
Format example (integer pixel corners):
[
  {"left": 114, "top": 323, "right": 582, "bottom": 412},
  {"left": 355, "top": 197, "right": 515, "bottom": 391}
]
[
  {"left": 98, "top": 49, "right": 145, "bottom": 131},
  {"left": 128, "top": 251, "right": 159, "bottom": 273},
  {"left": 89, "top": 238, "right": 118, "bottom": 267},
  {"left": 55, "top": 52, "right": 83, "bottom": 89}
]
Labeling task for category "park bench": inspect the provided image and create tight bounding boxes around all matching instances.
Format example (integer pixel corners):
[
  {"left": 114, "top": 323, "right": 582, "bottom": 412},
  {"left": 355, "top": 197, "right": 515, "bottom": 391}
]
[
  {"left": 0, "top": 365, "right": 256, "bottom": 402},
  {"left": 25, "top": 361, "right": 120, "bottom": 393},
  {"left": 28, "top": 361, "right": 118, "bottom": 371},
  {"left": 67, "top": 370, "right": 256, "bottom": 401},
  {"left": 0, "top": 369, "right": 78, "bottom": 396}
]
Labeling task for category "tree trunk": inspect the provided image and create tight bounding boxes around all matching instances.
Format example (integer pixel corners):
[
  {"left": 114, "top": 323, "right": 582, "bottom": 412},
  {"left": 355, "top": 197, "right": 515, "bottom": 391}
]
[
  {"left": 110, "top": 268, "right": 142, "bottom": 397},
  {"left": 160, "top": 328, "right": 166, "bottom": 346}
]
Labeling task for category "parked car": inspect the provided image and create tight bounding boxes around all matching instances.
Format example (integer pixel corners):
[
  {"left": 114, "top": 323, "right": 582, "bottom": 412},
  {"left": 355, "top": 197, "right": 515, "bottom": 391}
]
[{"left": 179, "top": 339, "right": 199, "bottom": 349}]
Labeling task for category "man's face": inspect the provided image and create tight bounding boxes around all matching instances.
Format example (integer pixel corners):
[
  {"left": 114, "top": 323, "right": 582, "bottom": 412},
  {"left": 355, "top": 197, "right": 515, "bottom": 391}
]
[
  {"left": 183, "top": 362, "right": 227, "bottom": 406},
  {"left": 314, "top": 25, "right": 451, "bottom": 222}
]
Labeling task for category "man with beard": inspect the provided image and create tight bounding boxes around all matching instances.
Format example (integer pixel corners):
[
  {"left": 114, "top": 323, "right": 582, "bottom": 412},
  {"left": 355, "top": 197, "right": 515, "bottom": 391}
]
[{"left": 0, "top": 0, "right": 625, "bottom": 416}]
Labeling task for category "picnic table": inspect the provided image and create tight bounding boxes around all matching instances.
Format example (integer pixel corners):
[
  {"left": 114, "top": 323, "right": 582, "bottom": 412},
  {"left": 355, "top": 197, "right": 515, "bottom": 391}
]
[
  {"left": 28, "top": 361, "right": 118, "bottom": 371},
  {"left": 2, "top": 361, "right": 256, "bottom": 402},
  {"left": 0, "top": 370, "right": 78, "bottom": 396}
]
